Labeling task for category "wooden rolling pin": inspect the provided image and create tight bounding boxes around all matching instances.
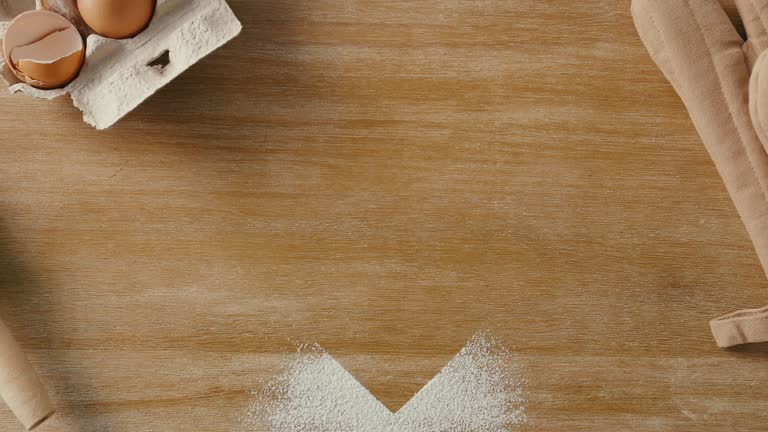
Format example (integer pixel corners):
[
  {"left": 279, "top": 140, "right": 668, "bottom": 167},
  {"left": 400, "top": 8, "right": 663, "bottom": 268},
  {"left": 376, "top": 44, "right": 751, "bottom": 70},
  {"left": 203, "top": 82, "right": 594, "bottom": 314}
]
[{"left": 0, "top": 319, "right": 54, "bottom": 430}]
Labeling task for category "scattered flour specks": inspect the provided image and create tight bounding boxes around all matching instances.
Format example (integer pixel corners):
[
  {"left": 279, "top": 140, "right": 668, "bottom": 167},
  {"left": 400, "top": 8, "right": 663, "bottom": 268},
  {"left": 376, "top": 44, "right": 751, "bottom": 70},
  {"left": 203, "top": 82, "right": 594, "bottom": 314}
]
[{"left": 245, "top": 332, "right": 527, "bottom": 431}]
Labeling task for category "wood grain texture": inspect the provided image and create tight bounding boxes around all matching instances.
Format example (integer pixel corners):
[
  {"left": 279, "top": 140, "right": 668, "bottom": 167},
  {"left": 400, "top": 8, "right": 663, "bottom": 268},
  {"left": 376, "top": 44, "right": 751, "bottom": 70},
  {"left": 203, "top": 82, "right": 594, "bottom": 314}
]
[{"left": 1, "top": 0, "right": 768, "bottom": 430}]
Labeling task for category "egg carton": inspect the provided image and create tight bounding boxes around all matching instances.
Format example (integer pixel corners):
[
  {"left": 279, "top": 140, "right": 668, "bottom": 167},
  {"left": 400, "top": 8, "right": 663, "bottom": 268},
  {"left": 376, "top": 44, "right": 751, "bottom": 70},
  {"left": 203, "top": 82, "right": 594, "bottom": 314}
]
[{"left": 0, "top": 0, "right": 242, "bottom": 129}]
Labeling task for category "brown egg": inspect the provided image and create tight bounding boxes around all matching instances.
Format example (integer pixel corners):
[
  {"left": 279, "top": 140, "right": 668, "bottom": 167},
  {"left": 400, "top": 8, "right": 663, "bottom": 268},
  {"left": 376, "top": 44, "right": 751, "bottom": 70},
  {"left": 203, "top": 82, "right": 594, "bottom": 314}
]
[
  {"left": 2, "top": 10, "right": 85, "bottom": 89},
  {"left": 77, "top": 0, "right": 156, "bottom": 39}
]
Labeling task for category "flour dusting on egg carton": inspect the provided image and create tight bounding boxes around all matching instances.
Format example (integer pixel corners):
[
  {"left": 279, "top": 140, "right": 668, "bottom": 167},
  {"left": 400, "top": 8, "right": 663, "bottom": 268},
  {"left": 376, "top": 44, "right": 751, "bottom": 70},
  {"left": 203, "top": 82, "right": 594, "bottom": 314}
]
[{"left": 0, "top": 0, "right": 242, "bottom": 129}]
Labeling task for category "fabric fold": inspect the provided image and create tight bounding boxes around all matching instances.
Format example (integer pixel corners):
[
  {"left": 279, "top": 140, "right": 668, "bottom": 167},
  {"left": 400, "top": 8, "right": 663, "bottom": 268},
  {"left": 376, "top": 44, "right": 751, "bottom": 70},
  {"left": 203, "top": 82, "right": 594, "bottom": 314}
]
[{"left": 711, "top": 305, "right": 768, "bottom": 347}]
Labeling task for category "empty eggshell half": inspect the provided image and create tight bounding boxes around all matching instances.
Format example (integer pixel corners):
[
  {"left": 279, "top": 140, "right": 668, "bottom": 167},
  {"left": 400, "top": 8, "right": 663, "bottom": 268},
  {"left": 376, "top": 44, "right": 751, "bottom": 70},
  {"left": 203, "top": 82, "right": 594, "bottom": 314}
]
[{"left": 2, "top": 10, "right": 84, "bottom": 89}]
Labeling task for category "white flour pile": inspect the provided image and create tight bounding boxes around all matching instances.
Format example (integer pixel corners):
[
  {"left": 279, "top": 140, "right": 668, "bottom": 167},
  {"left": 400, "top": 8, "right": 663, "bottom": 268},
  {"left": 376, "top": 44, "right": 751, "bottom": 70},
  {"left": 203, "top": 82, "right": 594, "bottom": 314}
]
[{"left": 245, "top": 332, "right": 527, "bottom": 431}]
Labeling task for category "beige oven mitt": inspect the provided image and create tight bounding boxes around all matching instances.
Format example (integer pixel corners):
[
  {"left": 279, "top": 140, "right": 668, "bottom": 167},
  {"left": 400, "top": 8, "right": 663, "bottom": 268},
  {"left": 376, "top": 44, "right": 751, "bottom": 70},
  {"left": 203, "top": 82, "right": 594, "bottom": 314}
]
[{"left": 632, "top": 0, "right": 768, "bottom": 347}]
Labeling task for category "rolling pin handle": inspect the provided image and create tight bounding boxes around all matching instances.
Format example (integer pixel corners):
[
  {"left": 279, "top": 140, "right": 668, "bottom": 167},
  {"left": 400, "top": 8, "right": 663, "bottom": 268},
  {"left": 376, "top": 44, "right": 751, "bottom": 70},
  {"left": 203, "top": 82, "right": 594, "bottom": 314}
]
[{"left": 0, "top": 319, "right": 54, "bottom": 430}]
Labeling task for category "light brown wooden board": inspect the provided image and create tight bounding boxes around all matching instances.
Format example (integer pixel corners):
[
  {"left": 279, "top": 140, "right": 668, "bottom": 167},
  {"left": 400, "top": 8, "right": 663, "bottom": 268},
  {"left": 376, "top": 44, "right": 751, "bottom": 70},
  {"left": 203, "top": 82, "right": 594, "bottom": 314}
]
[{"left": 1, "top": 0, "right": 768, "bottom": 430}]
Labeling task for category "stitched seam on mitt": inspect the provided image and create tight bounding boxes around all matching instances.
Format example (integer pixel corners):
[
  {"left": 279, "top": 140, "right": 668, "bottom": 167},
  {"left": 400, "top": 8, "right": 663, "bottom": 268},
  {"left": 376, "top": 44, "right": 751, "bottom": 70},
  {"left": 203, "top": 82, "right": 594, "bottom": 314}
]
[
  {"left": 749, "top": 0, "right": 768, "bottom": 45},
  {"left": 645, "top": 5, "right": 682, "bottom": 91}
]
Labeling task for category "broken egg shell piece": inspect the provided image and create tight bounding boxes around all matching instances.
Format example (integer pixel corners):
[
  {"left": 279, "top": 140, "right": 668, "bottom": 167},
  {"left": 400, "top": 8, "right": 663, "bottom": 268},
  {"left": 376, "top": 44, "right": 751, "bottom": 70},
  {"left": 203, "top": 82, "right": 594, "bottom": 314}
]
[
  {"left": 11, "top": 29, "right": 84, "bottom": 88},
  {"left": 2, "top": 10, "right": 84, "bottom": 89}
]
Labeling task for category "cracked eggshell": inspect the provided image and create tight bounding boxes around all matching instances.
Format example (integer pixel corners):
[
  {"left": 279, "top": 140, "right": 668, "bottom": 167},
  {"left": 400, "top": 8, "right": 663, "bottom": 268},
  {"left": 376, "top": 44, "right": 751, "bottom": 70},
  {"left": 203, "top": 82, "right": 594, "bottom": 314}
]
[
  {"left": 2, "top": 9, "right": 84, "bottom": 89},
  {"left": 76, "top": 0, "right": 155, "bottom": 39}
]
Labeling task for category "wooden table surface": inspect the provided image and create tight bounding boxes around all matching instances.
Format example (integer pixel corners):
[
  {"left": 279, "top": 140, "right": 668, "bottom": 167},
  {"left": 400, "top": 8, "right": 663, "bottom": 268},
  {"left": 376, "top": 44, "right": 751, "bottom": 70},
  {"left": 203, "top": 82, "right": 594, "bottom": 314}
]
[{"left": 2, "top": 0, "right": 768, "bottom": 431}]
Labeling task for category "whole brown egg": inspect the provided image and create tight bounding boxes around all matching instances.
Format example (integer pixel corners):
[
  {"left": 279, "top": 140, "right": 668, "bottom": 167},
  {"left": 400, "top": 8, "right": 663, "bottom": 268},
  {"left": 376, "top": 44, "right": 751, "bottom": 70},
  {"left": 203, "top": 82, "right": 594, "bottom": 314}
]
[{"left": 76, "top": 0, "right": 156, "bottom": 39}]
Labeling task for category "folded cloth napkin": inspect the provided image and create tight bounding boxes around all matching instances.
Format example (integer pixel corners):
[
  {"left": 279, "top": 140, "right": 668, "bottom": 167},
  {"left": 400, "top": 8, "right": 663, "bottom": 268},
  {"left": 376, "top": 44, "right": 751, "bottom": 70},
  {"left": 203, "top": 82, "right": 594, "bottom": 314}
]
[{"left": 632, "top": 0, "right": 768, "bottom": 347}]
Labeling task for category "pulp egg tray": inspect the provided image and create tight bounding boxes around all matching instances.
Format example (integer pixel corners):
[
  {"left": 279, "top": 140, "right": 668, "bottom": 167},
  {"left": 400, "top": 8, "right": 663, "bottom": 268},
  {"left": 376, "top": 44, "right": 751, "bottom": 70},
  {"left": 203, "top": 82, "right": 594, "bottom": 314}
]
[{"left": 0, "top": 0, "right": 242, "bottom": 129}]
